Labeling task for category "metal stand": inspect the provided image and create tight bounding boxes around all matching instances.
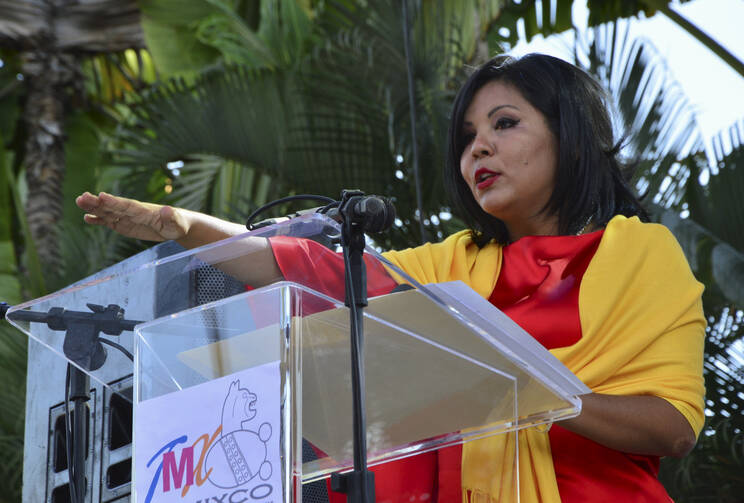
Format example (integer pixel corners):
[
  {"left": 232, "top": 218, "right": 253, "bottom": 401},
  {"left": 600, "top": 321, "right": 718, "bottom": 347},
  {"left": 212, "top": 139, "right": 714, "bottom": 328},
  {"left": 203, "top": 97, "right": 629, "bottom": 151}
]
[
  {"left": 67, "top": 364, "right": 90, "bottom": 502},
  {"left": 2, "top": 304, "right": 140, "bottom": 503},
  {"left": 330, "top": 191, "right": 376, "bottom": 503}
]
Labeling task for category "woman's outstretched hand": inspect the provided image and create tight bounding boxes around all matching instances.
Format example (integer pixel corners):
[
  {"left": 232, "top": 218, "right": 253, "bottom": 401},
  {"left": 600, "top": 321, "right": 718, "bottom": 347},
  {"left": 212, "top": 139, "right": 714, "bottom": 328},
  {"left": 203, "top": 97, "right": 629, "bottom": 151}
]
[
  {"left": 76, "top": 191, "right": 282, "bottom": 284},
  {"left": 75, "top": 192, "right": 190, "bottom": 242}
]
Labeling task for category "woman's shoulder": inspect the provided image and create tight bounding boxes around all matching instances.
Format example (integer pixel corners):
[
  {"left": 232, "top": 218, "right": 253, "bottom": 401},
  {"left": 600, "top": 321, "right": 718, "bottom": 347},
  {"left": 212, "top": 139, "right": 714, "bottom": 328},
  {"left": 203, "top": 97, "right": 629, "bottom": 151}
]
[
  {"left": 382, "top": 228, "right": 501, "bottom": 291},
  {"left": 384, "top": 228, "right": 481, "bottom": 257},
  {"left": 598, "top": 214, "right": 698, "bottom": 281},
  {"left": 602, "top": 214, "right": 683, "bottom": 252}
]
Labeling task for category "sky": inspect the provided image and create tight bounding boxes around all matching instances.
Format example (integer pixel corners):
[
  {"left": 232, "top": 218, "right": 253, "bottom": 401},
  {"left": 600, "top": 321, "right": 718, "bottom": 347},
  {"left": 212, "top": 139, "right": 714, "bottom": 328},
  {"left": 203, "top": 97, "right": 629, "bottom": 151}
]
[{"left": 510, "top": 0, "right": 744, "bottom": 159}]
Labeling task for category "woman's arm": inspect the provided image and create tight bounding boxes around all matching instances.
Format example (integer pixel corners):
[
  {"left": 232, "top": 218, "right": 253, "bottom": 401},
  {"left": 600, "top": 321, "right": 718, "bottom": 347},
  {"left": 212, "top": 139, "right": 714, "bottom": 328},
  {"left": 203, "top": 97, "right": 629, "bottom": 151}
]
[
  {"left": 561, "top": 392, "right": 697, "bottom": 458},
  {"left": 75, "top": 191, "right": 282, "bottom": 286}
]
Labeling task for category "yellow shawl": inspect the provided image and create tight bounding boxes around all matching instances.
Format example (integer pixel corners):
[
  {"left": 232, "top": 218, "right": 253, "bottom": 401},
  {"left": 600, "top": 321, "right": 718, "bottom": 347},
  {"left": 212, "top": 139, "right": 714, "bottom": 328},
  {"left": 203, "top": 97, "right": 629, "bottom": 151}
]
[{"left": 382, "top": 215, "right": 705, "bottom": 503}]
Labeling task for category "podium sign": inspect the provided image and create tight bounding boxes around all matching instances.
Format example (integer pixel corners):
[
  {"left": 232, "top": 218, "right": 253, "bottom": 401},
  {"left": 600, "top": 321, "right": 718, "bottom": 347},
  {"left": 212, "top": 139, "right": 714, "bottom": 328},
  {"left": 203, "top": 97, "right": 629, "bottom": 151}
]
[{"left": 134, "top": 359, "right": 282, "bottom": 503}]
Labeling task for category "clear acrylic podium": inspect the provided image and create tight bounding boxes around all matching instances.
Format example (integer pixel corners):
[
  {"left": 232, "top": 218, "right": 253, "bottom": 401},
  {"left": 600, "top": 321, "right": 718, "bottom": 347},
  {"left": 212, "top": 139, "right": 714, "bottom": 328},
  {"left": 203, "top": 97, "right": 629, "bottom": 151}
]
[{"left": 7, "top": 214, "right": 589, "bottom": 502}]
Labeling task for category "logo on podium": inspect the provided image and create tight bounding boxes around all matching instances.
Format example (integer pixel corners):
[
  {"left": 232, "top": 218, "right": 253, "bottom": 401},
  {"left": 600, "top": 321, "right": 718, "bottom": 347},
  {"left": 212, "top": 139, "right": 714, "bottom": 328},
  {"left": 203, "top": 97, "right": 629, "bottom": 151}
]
[{"left": 136, "top": 362, "right": 281, "bottom": 503}]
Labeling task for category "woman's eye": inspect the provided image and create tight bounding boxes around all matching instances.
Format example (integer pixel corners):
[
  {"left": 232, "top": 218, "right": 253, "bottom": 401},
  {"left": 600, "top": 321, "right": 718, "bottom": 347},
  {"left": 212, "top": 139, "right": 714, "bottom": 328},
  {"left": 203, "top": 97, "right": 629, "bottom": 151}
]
[
  {"left": 494, "top": 118, "right": 518, "bottom": 129},
  {"left": 462, "top": 133, "right": 475, "bottom": 144}
]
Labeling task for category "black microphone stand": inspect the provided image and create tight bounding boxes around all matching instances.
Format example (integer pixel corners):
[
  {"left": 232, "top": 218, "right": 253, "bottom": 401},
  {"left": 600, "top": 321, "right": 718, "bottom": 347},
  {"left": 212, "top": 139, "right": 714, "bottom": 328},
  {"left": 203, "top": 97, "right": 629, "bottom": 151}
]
[
  {"left": 329, "top": 190, "right": 379, "bottom": 503},
  {"left": 2, "top": 303, "right": 140, "bottom": 503}
]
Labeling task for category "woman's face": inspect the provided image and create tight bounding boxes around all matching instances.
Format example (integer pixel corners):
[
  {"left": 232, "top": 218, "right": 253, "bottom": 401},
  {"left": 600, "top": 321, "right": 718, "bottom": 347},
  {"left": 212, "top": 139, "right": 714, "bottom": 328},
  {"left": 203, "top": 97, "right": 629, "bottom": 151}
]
[{"left": 459, "top": 80, "right": 559, "bottom": 239}]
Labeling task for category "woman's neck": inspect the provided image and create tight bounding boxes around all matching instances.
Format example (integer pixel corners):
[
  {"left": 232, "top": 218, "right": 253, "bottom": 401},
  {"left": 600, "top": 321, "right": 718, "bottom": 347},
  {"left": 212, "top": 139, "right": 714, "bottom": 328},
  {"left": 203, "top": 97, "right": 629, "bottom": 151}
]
[{"left": 504, "top": 214, "right": 559, "bottom": 242}]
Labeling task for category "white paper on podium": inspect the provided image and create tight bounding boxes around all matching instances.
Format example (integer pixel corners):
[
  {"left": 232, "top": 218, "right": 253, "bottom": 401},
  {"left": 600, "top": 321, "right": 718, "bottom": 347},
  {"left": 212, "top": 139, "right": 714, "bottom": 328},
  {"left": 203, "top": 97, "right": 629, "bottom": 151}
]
[{"left": 134, "top": 361, "right": 282, "bottom": 503}]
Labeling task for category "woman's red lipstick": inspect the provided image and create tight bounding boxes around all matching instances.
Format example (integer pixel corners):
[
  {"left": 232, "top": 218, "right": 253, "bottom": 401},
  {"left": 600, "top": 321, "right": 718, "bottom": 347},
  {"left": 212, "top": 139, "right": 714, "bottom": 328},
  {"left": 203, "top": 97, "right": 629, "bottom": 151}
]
[{"left": 474, "top": 167, "right": 499, "bottom": 189}]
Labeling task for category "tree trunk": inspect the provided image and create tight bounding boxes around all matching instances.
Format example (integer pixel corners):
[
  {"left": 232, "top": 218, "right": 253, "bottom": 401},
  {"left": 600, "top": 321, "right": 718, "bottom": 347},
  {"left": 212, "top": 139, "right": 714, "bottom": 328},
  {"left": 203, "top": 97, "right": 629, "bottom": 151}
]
[{"left": 22, "top": 47, "right": 79, "bottom": 276}]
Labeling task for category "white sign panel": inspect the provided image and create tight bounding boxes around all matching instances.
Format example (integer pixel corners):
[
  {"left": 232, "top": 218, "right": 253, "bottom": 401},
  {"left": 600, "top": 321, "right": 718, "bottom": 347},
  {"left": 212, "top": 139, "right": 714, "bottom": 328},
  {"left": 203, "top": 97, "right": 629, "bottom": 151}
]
[{"left": 134, "top": 361, "right": 282, "bottom": 503}]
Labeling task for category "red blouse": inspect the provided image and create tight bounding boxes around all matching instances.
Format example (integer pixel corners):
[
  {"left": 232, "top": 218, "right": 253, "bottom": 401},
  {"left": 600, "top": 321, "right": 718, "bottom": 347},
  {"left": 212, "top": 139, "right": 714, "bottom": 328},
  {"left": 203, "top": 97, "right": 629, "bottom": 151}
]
[
  {"left": 270, "top": 231, "right": 672, "bottom": 502},
  {"left": 489, "top": 232, "right": 670, "bottom": 503}
]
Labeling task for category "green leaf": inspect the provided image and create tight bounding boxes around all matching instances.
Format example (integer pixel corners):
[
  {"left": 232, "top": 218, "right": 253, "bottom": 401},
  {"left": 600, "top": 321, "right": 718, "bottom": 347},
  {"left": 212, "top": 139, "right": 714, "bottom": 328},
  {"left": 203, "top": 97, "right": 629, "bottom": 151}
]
[
  {"left": 0, "top": 246, "right": 20, "bottom": 304},
  {"left": 0, "top": 53, "right": 22, "bottom": 143},
  {"left": 62, "top": 111, "right": 104, "bottom": 228},
  {"left": 0, "top": 140, "right": 21, "bottom": 303},
  {"left": 0, "top": 323, "right": 25, "bottom": 502},
  {"left": 197, "top": 0, "right": 278, "bottom": 68},
  {"left": 486, "top": 0, "right": 577, "bottom": 48},
  {"left": 586, "top": 0, "right": 658, "bottom": 27},
  {"left": 689, "top": 126, "right": 744, "bottom": 251},
  {"left": 114, "top": 66, "right": 294, "bottom": 172},
  {"left": 2, "top": 161, "right": 45, "bottom": 297},
  {"left": 109, "top": 0, "right": 480, "bottom": 248},
  {"left": 711, "top": 242, "right": 744, "bottom": 307},
  {"left": 657, "top": 206, "right": 744, "bottom": 308},
  {"left": 139, "top": 14, "right": 221, "bottom": 79},
  {"left": 138, "top": 0, "right": 221, "bottom": 25},
  {"left": 574, "top": 22, "right": 704, "bottom": 210}
]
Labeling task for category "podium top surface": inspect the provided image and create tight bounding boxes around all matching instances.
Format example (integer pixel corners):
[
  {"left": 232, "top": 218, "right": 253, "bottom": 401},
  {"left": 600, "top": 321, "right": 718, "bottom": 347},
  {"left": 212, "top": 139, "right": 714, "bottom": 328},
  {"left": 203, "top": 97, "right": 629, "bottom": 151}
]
[{"left": 6, "top": 212, "right": 587, "bottom": 402}]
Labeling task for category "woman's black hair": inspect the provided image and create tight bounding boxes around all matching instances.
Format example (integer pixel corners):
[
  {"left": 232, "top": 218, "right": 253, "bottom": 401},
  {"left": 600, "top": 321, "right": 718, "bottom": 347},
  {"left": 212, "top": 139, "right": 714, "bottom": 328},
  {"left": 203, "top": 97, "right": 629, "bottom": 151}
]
[{"left": 445, "top": 53, "right": 647, "bottom": 246}]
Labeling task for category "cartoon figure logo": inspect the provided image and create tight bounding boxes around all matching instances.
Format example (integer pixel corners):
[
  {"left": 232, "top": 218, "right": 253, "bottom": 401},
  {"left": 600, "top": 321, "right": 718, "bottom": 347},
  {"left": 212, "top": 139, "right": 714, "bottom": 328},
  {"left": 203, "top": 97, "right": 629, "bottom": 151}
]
[{"left": 204, "top": 380, "right": 273, "bottom": 488}]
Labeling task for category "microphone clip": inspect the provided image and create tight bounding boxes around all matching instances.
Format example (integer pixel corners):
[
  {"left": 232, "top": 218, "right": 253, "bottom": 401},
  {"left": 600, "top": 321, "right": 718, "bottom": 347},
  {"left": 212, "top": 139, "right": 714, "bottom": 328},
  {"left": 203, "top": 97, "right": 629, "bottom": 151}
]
[{"left": 338, "top": 189, "right": 396, "bottom": 235}]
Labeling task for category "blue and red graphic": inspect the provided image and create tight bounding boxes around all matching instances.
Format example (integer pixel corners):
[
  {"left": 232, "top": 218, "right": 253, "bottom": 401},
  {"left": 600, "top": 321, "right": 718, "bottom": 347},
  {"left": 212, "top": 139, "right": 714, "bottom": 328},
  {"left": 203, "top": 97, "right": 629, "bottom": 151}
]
[{"left": 142, "top": 380, "right": 274, "bottom": 503}]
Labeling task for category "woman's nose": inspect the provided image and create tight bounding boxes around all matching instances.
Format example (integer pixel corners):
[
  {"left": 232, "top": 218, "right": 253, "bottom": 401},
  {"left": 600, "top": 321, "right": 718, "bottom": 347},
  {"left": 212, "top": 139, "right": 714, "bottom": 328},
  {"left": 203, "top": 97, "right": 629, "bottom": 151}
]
[{"left": 470, "top": 133, "right": 493, "bottom": 158}]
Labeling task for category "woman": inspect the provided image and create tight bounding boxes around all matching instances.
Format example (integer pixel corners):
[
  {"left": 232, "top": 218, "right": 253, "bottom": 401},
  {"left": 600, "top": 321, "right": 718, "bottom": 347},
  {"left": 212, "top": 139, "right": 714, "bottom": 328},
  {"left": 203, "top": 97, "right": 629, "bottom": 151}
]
[{"left": 77, "top": 54, "right": 705, "bottom": 502}]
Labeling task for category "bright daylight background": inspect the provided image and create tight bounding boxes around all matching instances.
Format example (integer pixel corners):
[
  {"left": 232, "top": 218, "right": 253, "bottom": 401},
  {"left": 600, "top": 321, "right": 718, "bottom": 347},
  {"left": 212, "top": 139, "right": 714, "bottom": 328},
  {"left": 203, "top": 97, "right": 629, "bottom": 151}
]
[{"left": 512, "top": 0, "right": 744, "bottom": 160}]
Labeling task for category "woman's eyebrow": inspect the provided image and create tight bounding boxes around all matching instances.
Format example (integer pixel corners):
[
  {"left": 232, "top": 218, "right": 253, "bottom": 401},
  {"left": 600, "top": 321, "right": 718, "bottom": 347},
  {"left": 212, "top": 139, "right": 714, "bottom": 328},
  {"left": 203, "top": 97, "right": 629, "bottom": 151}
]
[
  {"left": 487, "top": 104, "right": 520, "bottom": 117},
  {"left": 463, "top": 104, "right": 520, "bottom": 127}
]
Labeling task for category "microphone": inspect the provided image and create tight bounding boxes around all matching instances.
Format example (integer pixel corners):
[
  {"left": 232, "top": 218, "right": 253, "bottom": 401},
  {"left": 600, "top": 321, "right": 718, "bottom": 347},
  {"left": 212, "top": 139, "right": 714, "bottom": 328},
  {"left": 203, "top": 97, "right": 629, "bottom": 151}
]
[
  {"left": 345, "top": 195, "right": 396, "bottom": 233},
  {"left": 248, "top": 194, "right": 396, "bottom": 234}
]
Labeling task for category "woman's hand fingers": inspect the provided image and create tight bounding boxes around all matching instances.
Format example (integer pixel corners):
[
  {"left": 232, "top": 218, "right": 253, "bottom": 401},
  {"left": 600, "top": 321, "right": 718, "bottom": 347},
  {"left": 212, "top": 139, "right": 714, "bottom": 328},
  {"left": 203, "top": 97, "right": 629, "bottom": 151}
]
[
  {"left": 76, "top": 192, "right": 189, "bottom": 242},
  {"left": 75, "top": 191, "right": 102, "bottom": 212}
]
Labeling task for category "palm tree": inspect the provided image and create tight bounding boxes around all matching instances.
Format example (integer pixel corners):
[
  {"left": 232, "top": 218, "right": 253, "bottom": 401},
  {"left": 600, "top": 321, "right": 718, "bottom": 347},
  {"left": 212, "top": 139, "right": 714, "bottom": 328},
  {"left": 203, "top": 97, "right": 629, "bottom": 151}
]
[
  {"left": 0, "top": 4, "right": 149, "bottom": 499},
  {"left": 107, "top": 0, "right": 505, "bottom": 249},
  {"left": 654, "top": 134, "right": 744, "bottom": 501},
  {"left": 0, "top": 0, "right": 145, "bottom": 276}
]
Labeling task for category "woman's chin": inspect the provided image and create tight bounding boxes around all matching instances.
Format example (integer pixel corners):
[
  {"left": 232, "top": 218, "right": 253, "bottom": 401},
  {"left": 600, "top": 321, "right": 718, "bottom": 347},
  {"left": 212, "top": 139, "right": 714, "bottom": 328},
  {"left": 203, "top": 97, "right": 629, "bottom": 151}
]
[{"left": 476, "top": 197, "right": 510, "bottom": 220}]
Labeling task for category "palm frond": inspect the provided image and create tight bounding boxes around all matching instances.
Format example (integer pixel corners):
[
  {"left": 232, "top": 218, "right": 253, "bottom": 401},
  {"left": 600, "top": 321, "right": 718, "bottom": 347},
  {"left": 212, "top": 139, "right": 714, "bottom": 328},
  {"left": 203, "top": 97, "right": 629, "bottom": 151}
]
[
  {"left": 488, "top": 0, "right": 574, "bottom": 49},
  {"left": 577, "top": 21, "right": 704, "bottom": 209},
  {"left": 294, "top": 0, "right": 472, "bottom": 246},
  {"left": 0, "top": 324, "right": 26, "bottom": 503},
  {"left": 655, "top": 205, "right": 744, "bottom": 308},
  {"left": 575, "top": 22, "right": 744, "bottom": 309},
  {"left": 196, "top": 0, "right": 279, "bottom": 69},
  {"left": 81, "top": 49, "right": 157, "bottom": 102},
  {"left": 55, "top": 221, "right": 147, "bottom": 291},
  {"left": 167, "top": 153, "right": 283, "bottom": 221},
  {"left": 109, "top": 0, "right": 476, "bottom": 248},
  {"left": 689, "top": 121, "right": 744, "bottom": 251},
  {"left": 113, "top": 65, "right": 294, "bottom": 174}
]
